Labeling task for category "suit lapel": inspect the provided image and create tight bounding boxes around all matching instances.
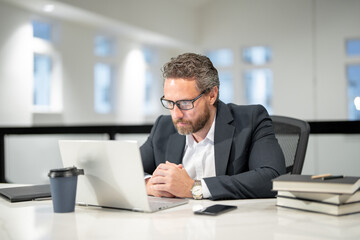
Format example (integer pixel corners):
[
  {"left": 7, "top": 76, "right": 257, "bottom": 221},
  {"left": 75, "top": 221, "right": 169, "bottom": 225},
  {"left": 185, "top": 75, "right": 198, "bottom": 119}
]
[
  {"left": 165, "top": 133, "right": 185, "bottom": 164},
  {"left": 214, "top": 102, "right": 235, "bottom": 176}
]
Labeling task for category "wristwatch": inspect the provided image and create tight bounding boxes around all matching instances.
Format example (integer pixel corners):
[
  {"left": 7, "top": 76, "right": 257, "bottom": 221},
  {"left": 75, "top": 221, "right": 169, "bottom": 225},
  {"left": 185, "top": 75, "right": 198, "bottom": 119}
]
[{"left": 191, "top": 180, "right": 203, "bottom": 200}]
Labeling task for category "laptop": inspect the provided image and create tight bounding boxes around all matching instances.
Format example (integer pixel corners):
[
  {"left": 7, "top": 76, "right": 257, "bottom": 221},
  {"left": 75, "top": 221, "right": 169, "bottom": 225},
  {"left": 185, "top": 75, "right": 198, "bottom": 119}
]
[
  {"left": 58, "top": 140, "right": 188, "bottom": 212},
  {"left": 0, "top": 184, "right": 51, "bottom": 202}
]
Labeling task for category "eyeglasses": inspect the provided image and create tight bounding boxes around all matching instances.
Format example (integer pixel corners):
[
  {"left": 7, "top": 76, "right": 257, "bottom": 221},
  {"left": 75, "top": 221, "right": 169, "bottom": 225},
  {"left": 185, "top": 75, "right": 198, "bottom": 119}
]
[{"left": 160, "top": 91, "right": 206, "bottom": 110}]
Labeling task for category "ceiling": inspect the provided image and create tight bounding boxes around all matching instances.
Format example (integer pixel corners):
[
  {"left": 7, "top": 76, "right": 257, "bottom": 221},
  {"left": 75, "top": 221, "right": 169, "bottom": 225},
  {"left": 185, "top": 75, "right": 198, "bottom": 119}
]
[{"left": 0, "top": 0, "right": 197, "bottom": 48}]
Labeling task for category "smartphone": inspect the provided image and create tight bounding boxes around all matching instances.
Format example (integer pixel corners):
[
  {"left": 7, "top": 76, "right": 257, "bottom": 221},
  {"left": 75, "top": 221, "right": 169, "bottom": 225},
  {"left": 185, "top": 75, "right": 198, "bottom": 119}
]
[{"left": 194, "top": 204, "right": 237, "bottom": 216}]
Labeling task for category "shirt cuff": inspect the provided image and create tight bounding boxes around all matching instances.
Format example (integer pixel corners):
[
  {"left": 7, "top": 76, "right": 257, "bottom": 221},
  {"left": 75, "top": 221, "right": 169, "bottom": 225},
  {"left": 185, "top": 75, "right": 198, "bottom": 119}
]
[{"left": 201, "top": 179, "right": 212, "bottom": 199}]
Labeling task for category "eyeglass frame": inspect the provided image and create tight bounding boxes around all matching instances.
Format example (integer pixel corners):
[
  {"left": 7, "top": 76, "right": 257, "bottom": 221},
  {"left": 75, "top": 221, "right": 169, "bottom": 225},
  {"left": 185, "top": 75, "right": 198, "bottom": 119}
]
[{"left": 160, "top": 90, "right": 206, "bottom": 110}]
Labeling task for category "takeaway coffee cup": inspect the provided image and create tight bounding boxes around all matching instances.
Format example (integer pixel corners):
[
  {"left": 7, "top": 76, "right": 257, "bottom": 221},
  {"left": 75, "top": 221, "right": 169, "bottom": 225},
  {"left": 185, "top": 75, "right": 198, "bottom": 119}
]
[{"left": 48, "top": 166, "right": 84, "bottom": 213}]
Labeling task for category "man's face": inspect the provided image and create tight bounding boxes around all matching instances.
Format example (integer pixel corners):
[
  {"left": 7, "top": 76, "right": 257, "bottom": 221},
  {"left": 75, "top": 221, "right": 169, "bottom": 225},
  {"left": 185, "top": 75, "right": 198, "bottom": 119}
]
[{"left": 163, "top": 78, "right": 211, "bottom": 135}]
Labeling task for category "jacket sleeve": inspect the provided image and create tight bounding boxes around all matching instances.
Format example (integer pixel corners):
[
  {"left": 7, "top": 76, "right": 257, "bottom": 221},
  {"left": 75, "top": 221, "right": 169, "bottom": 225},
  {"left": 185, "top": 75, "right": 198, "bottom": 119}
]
[{"left": 204, "top": 105, "right": 286, "bottom": 200}]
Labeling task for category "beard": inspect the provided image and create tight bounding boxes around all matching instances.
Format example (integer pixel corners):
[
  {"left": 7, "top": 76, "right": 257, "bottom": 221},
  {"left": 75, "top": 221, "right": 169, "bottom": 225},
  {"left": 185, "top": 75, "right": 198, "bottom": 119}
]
[{"left": 172, "top": 106, "right": 211, "bottom": 135}]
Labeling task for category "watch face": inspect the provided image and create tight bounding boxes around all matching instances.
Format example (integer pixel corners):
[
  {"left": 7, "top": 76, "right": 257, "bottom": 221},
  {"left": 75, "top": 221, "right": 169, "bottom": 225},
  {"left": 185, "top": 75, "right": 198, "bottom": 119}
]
[{"left": 192, "top": 186, "right": 202, "bottom": 195}]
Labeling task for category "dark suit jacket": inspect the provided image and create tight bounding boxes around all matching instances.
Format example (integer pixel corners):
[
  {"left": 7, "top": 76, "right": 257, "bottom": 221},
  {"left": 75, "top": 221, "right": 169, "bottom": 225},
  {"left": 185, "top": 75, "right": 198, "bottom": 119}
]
[{"left": 140, "top": 101, "right": 286, "bottom": 200}]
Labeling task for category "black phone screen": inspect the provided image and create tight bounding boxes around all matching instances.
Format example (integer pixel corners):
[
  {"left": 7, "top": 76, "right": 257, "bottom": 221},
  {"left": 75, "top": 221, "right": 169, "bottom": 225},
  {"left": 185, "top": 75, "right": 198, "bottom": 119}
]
[{"left": 194, "top": 204, "right": 237, "bottom": 216}]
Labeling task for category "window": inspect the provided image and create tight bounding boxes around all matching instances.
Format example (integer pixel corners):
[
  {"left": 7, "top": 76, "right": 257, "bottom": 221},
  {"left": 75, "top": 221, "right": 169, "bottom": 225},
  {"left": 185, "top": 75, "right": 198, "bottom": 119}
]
[
  {"left": 218, "top": 71, "right": 233, "bottom": 103},
  {"left": 32, "top": 20, "right": 58, "bottom": 111},
  {"left": 207, "top": 49, "right": 233, "bottom": 67},
  {"left": 243, "top": 46, "right": 271, "bottom": 65},
  {"left": 346, "top": 39, "right": 360, "bottom": 56},
  {"left": 94, "top": 35, "right": 115, "bottom": 57},
  {"left": 242, "top": 46, "right": 273, "bottom": 114},
  {"left": 94, "top": 63, "right": 113, "bottom": 114},
  {"left": 346, "top": 39, "right": 360, "bottom": 120},
  {"left": 143, "top": 49, "right": 154, "bottom": 114},
  {"left": 142, "top": 47, "right": 160, "bottom": 116},
  {"left": 144, "top": 70, "right": 154, "bottom": 115},
  {"left": 33, "top": 54, "right": 52, "bottom": 106},
  {"left": 347, "top": 65, "right": 360, "bottom": 120},
  {"left": 206, "top": 49, "right": 234, "bottom": 103},
  {"left": 244, "top": 69, "right": 273, "bottom": 113},
  {"left": 32, "top": 20, "right": 51, "bottom": 41},
  {"left": 143, "top": 48, "right": 155, "bottom": 65},
  {"left": 94, "top": 35, "right": 116, "bottom": 114}
]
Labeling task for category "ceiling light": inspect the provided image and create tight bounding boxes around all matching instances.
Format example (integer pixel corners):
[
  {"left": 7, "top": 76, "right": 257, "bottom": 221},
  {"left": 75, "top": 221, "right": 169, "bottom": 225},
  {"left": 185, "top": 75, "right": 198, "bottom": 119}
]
[{"left": 43, "top": 4, "right": 55, "bottom": 13}]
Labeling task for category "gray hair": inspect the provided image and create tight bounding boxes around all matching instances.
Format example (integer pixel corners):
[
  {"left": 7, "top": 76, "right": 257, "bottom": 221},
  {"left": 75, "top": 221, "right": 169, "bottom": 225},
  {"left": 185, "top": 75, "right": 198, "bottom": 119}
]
[{"left": 162, "top": 53, "right": 220, "bottom": 102}]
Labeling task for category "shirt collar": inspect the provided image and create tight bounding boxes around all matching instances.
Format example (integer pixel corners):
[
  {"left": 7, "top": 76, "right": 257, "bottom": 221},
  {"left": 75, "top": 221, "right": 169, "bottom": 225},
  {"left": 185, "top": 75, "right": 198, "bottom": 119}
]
[{"left": 186, "top": 117, "right": 216, "bottom": 148}]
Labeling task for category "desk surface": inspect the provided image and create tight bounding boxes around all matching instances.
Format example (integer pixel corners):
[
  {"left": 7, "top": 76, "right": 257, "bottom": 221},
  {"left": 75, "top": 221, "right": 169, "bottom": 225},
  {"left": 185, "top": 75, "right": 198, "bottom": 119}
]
[{"left": 0, "top": 185, "right": 360, "bottom": 240}]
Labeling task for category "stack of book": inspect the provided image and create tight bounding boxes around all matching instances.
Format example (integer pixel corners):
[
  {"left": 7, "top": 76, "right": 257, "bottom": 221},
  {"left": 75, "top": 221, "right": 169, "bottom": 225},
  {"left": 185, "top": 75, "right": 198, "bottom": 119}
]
[{"left": 272, "top": 174, "right": 360, "bottom": 216}]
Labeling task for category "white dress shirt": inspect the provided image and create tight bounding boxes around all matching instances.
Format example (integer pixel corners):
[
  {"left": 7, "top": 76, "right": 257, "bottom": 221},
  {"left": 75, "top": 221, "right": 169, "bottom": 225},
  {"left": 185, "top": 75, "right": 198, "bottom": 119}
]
[{"left": 182, "top": 118, "right": 216, "bottom": 198}]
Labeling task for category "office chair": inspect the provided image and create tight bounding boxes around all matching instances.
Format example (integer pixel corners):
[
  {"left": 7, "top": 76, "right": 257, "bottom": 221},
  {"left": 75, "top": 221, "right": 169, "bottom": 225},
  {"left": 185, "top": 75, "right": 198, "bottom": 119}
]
[{"left": 270, "top": 115, "right": 310, "bottom": 174}]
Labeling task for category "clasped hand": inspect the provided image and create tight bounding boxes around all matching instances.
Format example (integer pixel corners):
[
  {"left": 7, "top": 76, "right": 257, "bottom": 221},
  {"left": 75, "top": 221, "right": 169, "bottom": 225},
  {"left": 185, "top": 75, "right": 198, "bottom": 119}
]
[{"left": 146, "top": 161, "right": 194, "bottom": 198}]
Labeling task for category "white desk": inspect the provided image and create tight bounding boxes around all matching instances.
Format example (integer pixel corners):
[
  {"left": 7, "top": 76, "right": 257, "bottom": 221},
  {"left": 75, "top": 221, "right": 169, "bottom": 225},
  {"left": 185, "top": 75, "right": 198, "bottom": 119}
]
[{"left": 0, "top": 185, "right": 360, "bottom": 240}]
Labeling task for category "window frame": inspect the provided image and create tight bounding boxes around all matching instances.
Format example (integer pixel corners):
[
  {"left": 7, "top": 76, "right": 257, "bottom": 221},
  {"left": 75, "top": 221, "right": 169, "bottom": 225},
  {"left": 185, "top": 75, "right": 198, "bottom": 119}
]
[
  {"left": 93, "top": 34, "right": 117, "bottom": 114},
  {"left": 32, "top": 19, "right": 62, "bottom": 113},
  {"left": 241, "top": 45, "right": 273, "bottom": 114},
  {"left": 206, "top": 48, "right": 235, "bottom": 104},
  {"left": 345, "top": 38, "right": 360, "bottom": 120}
]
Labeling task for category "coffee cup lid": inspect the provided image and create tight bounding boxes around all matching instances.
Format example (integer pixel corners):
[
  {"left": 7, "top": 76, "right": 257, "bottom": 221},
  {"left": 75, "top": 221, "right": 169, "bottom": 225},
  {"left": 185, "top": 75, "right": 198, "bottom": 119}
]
[{"left": 48, "top": 166, "right": 85, "bottom": 178}]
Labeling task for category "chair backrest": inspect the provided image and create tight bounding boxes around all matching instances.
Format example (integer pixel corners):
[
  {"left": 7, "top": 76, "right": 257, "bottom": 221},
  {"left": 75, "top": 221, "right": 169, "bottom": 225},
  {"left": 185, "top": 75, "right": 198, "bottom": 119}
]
[{"left": 270, "top": 115, "right": 310, "bottom": 174}]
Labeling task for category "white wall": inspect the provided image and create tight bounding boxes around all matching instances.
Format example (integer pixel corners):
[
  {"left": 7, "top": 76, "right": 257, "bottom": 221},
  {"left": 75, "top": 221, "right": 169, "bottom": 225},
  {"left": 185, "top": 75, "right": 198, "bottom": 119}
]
[
  {"left": 315, "top": 0, "right": 360, "bottom": 120},
  {"left": 54, "top": 0, "right": 199, "bottom": 46},
  {"left": 59, "top": 25, "right": 176, "bottom": 124},
  {"left": 199, "top": 0, "right": 360, "bottom": 121},
  {"left": 0, "top": 4, "right": 33, "bottom": 126},
  {"left": 302, "top": 134, "right": 360, "bottom": 176},
  {"left": 0, "top": 0, "right": 186, "bottom": 125},
  {"left": 199, "top": 0, "right": 314, "bottom": 119},
  {"left": 2, "top": 0, "right": 359, "bottom": 125}
]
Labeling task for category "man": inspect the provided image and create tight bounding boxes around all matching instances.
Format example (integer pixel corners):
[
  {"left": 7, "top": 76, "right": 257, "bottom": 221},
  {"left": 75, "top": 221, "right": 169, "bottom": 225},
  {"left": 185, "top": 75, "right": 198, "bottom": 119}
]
[{"left": 140, "top": 53, "right": 286, "bottom": 200}]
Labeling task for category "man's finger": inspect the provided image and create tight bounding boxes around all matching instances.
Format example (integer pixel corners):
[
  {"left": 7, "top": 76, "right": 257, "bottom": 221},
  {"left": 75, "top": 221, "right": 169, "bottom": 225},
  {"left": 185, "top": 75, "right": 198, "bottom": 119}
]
[
  {"left": 165, "top": 161, "right": 183, "bottom": 169},
  {"left": 152, "top": 169, "right": 167, "bottom": 177},
  {"left": 152, "top": 183, "right": 169, "bottom": 192},
  {"left": 157, "top": 163, "right": 172, "bottom": 170},
  {"left": 150, "top": 176, "right": 167, "bottom": 184}
]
